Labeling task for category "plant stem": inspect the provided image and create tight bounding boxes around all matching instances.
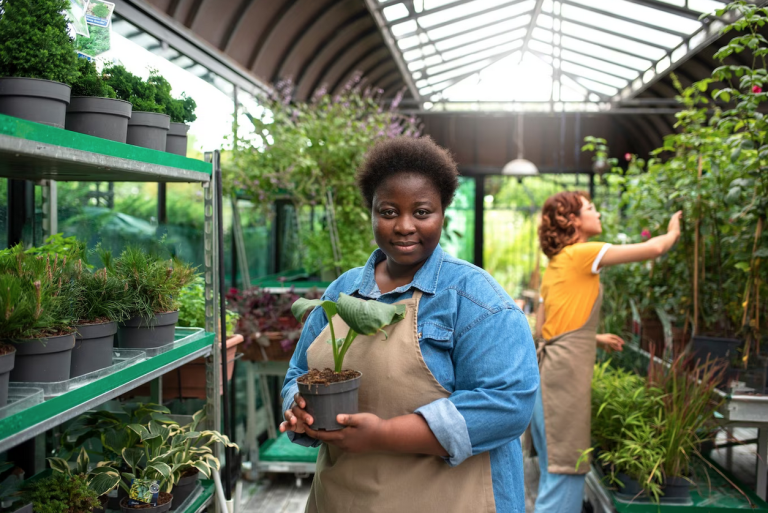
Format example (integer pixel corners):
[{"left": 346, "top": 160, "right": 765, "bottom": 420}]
[
  {"left": 328, "top": 316, "right": 339, "bottom": 371},
  {"left": 336, "top": 331, "right": 358, "bottom": 373}
]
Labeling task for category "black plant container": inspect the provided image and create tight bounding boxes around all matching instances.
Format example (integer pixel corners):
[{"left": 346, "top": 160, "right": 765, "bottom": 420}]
[
  {"left": 0, "top": 345, "right": 16, "bottom": 407},
  {"left": 166, "top": 122, "right": 189, "bottom": 156},
  {"left": 119, "top": 494, "right": 173, "bottom": 513},
  {"left": 0, "top": 77, "right": 71, "bottom": 128},
  {"left": 71, "top": 321, "right": 117, "bottom": 378},
  {"left": 8, "top": 333, "right": 75, "bottom": 383},
  {"left": 297, "top": 373, "right": 361, "bottom": 431},
  {"left": 118, "top": 311, "right": 179, "bottom": 349},
  {"left": 170, "top": 469, "right": 198, "bottom": 510},
  {"left": 126, "top": 112, "right": 170, "bottom": 151}
]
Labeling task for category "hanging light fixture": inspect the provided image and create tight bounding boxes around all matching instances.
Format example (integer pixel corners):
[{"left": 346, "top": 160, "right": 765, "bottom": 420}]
[{"left": 502, "top": 114, "right": 539, "bottom": 177}]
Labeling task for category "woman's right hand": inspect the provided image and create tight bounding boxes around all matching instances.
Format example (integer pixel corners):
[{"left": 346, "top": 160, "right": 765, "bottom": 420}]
[
  {"left": 279, "top": 393, "right": 314, "bottom": 434},
  {"left": 667, "top": 211, "right": 682, "bottom": 239}
]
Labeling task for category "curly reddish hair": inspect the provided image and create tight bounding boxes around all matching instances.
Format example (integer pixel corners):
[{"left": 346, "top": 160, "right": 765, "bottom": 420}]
[{"left": 538, "top": 190, "right": 591, "bottom": 258}]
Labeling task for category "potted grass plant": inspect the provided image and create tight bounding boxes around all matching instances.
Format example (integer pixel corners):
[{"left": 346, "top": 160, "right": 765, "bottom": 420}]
[
  {"left": 0, "top": 247, "right": 75, "bottom": 384},
  {"left": 0, "top": 0, "right": 79, "bottom": 128},
  {"left": 66, "top": 58, "right": 133, "bottom": 142},
  {"left": 106, "top": 247, "right": 195, "bottom": 349},
  {"left": 103, "top": 66, "right": 169, "bottom": 151},
  {"left": 290, "top": 294, "right": 405, "bottom": 430}
]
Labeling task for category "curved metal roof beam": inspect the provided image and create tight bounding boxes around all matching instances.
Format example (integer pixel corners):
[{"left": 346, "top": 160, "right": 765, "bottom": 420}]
[
  {"left": 223, "top": 0, "right": 290, "bottom": 68},
  {"left": 309, "top": 32, "right": 384, "bottom": 98},
  {"left": 332, "top": 52, "right": 394, "bottom": 94}
]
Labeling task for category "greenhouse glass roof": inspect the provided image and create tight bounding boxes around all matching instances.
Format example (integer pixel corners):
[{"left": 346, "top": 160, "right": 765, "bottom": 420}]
[{"left": 368, "top": 0, "right": 733, "bottom": 109}]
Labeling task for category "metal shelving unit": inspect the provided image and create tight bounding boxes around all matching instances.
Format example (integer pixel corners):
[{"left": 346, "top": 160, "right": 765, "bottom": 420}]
[{"left": 0, "top": 112, "right": 227, "bottom": 513}]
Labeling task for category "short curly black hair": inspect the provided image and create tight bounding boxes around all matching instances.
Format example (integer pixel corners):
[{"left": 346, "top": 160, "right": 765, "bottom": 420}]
[{"left": 356, "top": 136, "right": 460, "bottom": 210}]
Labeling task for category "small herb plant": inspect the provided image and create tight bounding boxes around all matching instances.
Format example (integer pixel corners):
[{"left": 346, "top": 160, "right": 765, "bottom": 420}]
[
  {"left": 104, "top": 247, "right": 196, "bottom": 320},
  {"left": 0, "top": 0, "right": 79, "bottom": 84},
  {"left": 291, "top": 294, "right": 406, "bottom": 373},
  {"left": 178, "top": 277, "right": 238, "bottom": 333},
  {"left": 102, "top": 65, "right": 163, "bottom": 113},
  {"left": 21, "top": 471, "right": 100, "bottom": 513},
  {"left": 70, "top": 58, "right": 116, "bottom": 98}
]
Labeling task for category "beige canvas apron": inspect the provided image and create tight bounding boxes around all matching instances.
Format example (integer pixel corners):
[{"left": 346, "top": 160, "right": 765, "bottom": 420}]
[
  {"left": 304, "top": 290, "right": 496, "bottom": 513},
  {"left": 536, "top": 287, "right": 602, "bottom": 475}
]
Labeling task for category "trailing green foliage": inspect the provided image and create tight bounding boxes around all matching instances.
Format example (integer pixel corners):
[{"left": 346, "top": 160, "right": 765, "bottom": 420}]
[
  {"left": 70, "top": 57, "right": 116, "bottom": 98},
  {"left": 103, "top": 65, "right": 163, "bottom": 113},
  {"left": 104, "top": 246, "right": 197, "bottom": 320},
  {"left": 0, "top": 0, "right": 79, "bottom": 84},
  {"left": 292, "top": 294, "right": 406, "bottom": 372},
  {"left": 21, "top": 472, "right": 100, "bottom": 513}
]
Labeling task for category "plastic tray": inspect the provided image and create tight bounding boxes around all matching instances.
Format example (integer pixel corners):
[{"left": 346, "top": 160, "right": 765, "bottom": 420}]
[
  {"left": 13, "top": 349, "right": 146, "bottom": 398},
  {"left": 142, "top": 328, "right": 206, "bottom": 358},
  {"left": 0, "top": 386, "right": 44, "bottom": 420}
]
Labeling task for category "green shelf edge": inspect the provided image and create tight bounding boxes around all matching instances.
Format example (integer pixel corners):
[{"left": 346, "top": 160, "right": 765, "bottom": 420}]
[
  {"left": 183, "top": 479, "right": 215, "bottom": 513},
  {"left": 0, "top": 113, "right": 211, "bottom": 175},
  {"left": 0, "top": 333, "right": 215, "bottom": 445}
]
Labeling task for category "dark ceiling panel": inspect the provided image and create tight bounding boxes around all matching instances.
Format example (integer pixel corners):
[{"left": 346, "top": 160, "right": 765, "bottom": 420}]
[
  {"left": 332, "top": 48, "right": 392, "bottom": 93},
  {"left": 189, "top": 0, "right": 242, "bottom": 46},
  {"left": 225, "top": 0, "right": 294, "bottom": 68},
  {"left": 313, "top": 32, "right": 385, "bottom": 97}
]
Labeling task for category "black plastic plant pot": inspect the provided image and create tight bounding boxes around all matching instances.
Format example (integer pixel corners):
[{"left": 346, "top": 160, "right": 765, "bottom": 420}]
[
  {"left": 297, "top": 373, "right": 362, "bottom": 431},
  {"left": 118, "top": 311, "right": 179, "bottom": 349},
  {"left": 0, "top": 77, "right": 71, "bottom": 128},
  {"left": 92, "top": 494, "right": 109, "bottom": 513},
  {"left": 66, "top": 97, "right": 133, "bottom": 142},
  {"left": 0, "top": 345, "right": 15, "bottom": 407},
  {"left": 8, "top": 333, "right": 75, "bottom": 383},
  {"left": 661, "top": 476, "right": 691, "bottom": 500},
  {"left": 71, "top": 321, "right": 117, "bottom": 378},
  {"left": 9, "top": 503, "right": 32, "bottom": 513},
  {"left": 126, "top": 111, "right": 170, "bottom": 151},
  {"left": 166, "top": 122, "right": 189, "bottom": 157},
  {"left": 119, "top": 494, "right": 173, "bottom": 513},
  {"left": 169, "top": 469, "right": 198, "bottom": 510}
]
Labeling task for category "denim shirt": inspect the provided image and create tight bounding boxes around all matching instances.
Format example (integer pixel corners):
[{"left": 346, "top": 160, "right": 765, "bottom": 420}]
[{"left": 281, "top": 245, "right": 540, "bottom": 512}]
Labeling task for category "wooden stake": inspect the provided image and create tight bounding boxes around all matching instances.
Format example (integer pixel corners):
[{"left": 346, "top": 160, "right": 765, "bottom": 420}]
[{"left": 693, "top": 156, "right": 703, "bottom": 336}]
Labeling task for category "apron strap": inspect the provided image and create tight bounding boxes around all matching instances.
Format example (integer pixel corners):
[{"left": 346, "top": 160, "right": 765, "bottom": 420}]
[{"left": 412, "top": 289, "right": 423, "bottom": 302}]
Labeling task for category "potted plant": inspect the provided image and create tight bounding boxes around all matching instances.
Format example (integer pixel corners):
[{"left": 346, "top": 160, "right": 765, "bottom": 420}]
[
  {"left": 66, "top": 58, "right": 133, "bottom": 143},
  {"left": 0, "top": 248, "right": 75, "bottom": 384},
  {"left": 47, "top": 448, "right": 121, "bottom": 512},
  {"left": 151, "top": 73, "right": 196, "bottom": 157},
  {"left": 0, "top": 0, "right": 79, "bottom": 128},
  {"left": 0, "top": 344, "right": 15, "bottom": 408},
  {"left": 106, "top": 247, "right": 196, "bottom": 349},
  {"left": 227, "top": 286, "right": 314, "bottom": 362},
  {"left": 290, "top": 294, "right": 405, "bottom": 430},
  {"left": 65, "top": 260, "right": 134, "bottom": 378},
  {"left": 103, "top": 66, "right": 169, "bottom": 151},
  {"left": 20, "top": 471, "right": 100, "bottom": 513}
]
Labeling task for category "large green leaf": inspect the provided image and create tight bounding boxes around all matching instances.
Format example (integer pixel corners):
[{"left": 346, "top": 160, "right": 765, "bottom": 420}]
[
  {"left": 192, "top": 461, "right": 211, "bottom": 477},
  {"left": 122, "top": 448, "right": 144, "bottom": 469},
  {"left": 291, "top": 298, "right": 338, "bottom": 323},
  {"left": 146, "top": 462, "right": 172, "bottom": 482},
  {"left": 76, "top": 447, "right": 90, "bottom": 474},
  {"left": 47, "top": 457, "right": 71, "bottom": 475},
  {"left": 336, "top": 293, "right": 406, "bottom": 336},
  {"left": 88, "top": 471, "right": 121, "bottom": 496}
]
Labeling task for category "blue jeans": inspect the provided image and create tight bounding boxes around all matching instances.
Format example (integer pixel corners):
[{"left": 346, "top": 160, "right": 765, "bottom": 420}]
[{"left": 530, "top": 388, "right": 586, "bottom": 513}]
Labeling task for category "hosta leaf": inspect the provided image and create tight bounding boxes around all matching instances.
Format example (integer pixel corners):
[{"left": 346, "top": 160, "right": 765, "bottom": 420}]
[
  {"left": 146, "top": 463, "right": 172, "bottom": 481},
  {"left": 191, "top": 409, "right": 206, "bottom": 430},
  {"left": 336, "top": 293, "right": 405, "bottom": 336},
  {"left": 47, "top": 457, "right": 71, "bottom": 474},
  {"left": 88, "top": 471, "right": 121, "bottom": 496},
  {"left": 122, "top": 448, "right": 144, "bottom": 469},
  {"left": 192, "top": 461, "right": 211, "bottom": 477}
]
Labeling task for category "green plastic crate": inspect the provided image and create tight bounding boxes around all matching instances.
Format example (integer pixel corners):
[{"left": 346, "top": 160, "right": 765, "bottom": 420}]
[{"left": 259, "top": 432, "right": 319, "bottom": 463}]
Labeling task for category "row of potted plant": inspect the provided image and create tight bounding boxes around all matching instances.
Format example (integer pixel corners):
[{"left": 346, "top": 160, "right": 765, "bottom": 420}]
[
  {"left": 0, "top": 236, "right": 196, "bottom": 405},
  {"left": 0, "top": 0, "right": 196, "bottom": 155},
  {"left": 582, "top": 355, "right": 726, "bottom": 503},
  {"left": 0, "top": 403, "right": 237, "bottom": 513}
]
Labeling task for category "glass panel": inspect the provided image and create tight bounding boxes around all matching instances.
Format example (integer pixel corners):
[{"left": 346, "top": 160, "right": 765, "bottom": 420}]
[
  {"left": 561, "top": 36, "right": 651, "bottom": 70},
  {"left": 418, "top": 0, "right": 529, "bottom": 28},
  {"left": 561, "top": 50, "right": 639, "bottom": 80},
  {"left": 559, "top": 19, "right": 667, "bottom": 60},
  {"left": 561, "top": 61, "right": 627, "bottom": 88},
  {"left": 439, "top": 29, "right": 525, "bottom": 61},
  {"left": 434, "top": 17, "right": 529, "bottom": 51},
  {"left": 392, "top": 20, "right": 418, "bottom": 36},
  {"left": 566, "top": 0, "right": 701, "bottom": 34},
  {"left": 423, "top": 2, "right": 533, "bottom": 39},
  {"left": 441, "top": 177, "right": 475, "bottom": 262},
  {"left": 383, "top": 3, "right": 409, "bottom": 21}
]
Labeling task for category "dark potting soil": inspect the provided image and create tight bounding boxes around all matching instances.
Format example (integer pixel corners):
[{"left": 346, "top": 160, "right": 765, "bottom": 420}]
[
  {"left": 78, "top": 317, "right": 111, "bottom": 325},
  {"left": 122, "top": 492, "right": 172, "bottom": 509},
  {"left": 298, "top": 368, "right": 361, "bottom": 385},
  {"left": 0, "top": 343, "right": 14, "bottom": 356}
]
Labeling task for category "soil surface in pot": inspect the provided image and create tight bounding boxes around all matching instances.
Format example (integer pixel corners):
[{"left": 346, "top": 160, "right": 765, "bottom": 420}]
[
  {"left": 0, "top": 343, "right": 14, "bottom": 356},
  {"left": 121, "top": 492, "right": 172, "bottom": 509},
  {"left": 298, "top": 368, "right": 361, "bottom": 385}
]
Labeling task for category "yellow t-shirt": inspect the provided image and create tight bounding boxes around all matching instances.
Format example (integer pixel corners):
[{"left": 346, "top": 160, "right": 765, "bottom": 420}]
[{"left": 540, "top": 242, "right": 611, "bottom": 340}]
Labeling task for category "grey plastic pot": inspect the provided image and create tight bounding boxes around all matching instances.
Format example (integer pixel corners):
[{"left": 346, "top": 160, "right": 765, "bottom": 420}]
[
  {"left": 170, "top": 469, "right": 198, "bottom": 510},
  {"left": 118, "top": 311, "right": 179, "bottom": 349},
  {"left": 66, "top": 97, "right": 133, "bottom": 142},
  {"left": 9, "top": 503, "right": 33, "bottom": 513},
  {"left": 0, "top": 77, "right": 71, "bottom": 128},
  {"left": 166, "top": 122, "right": 190, "bottom": 156},
  {"left": 297, "top": 372, "right": 362, "bottom": 431},
  {"left": 120, "top": 494, "right": 173, "bottom": 513},
  {"left": 92, "top": 494, "right": 109, "bottom": 513},
  {"left": 126, "top": 111, "right": 170, "bottom": 151},
  {"left": 661, "top": 475, "right": 691, "bottom": 500},
  {"left": 8, "top": 333, "right": 75, "bottom": 383},
  {"left": 71, "top": 321, "right": 117, "bottom": 378},
  {"left": 0, "top": 346, "right": 16, "bottom": 407}
]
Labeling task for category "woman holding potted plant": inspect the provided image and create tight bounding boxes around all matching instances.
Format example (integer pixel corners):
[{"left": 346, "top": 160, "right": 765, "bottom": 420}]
[
  {"left": 280, "top": 136, "right": 540, "bottom": 513},
  {"left": 531, "top": 190, "right": 681, "bottom": 513}
]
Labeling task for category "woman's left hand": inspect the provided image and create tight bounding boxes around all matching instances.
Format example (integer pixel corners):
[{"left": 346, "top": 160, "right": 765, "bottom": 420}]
[
  {"left": 305, "top": 413, "right": 388, "bottom": 453},
  {"left": 596, "top": 333, "right": 625, "bottom": 352}
]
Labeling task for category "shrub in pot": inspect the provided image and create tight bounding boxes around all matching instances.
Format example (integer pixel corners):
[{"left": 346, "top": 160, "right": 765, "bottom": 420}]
[
  {"left": 106, "top": 247, "right": 195, "bottom": 349},
  {"left": 103, "top": 66, "right": 169, "bottom": 150},
  {"left": 66, "top": 58, "right": 132, "bottom": 142},
  {"left": 64, "top": 260, "right": 135, "bottom": 378},
  {"left": 0, "top": 0, "right": 79, "bottom": 128},
  {"left": 20, "top": 471, "right": 100, "bottom": 513},
  {"left": 291, "top": 294, "right": 405, "bottom": 430},
  {"left": 0, "top": 247, "right": 75, "bottom": 384},
  {"left": 151, "top": 73, "right": 196, "bottom": 157}
]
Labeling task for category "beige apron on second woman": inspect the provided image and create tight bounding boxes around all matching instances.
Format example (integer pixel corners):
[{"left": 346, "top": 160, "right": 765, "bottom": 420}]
[
  {"left": 304, "top": 290, "right": 496, "bottom": 513},
  {"left": 536, "top": 287, "right": 602, "bottom": 475}
]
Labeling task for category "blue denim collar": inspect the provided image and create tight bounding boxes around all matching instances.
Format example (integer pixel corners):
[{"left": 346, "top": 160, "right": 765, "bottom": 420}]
[{"left": 352, "top": 244, "right": 445, "bottom": 299}]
